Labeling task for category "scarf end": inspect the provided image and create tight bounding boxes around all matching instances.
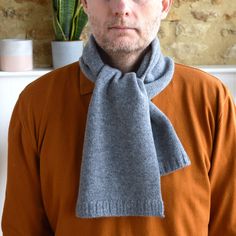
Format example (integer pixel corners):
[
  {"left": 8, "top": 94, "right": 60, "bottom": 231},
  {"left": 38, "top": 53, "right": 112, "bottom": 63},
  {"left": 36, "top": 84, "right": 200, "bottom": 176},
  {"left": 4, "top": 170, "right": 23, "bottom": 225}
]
[
  {"left": 76, "top": 199, "right": 165, "bottom": 218},
  {"left": 159, "top": 153, "right": 191, "bottom": 176}
]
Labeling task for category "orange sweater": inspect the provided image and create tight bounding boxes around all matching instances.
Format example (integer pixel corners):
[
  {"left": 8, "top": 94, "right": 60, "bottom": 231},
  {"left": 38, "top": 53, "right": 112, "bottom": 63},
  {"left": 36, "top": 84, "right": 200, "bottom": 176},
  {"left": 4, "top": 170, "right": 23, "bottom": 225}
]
[{"left": 2, "top": 62, "right": 236, "bottom": 236}]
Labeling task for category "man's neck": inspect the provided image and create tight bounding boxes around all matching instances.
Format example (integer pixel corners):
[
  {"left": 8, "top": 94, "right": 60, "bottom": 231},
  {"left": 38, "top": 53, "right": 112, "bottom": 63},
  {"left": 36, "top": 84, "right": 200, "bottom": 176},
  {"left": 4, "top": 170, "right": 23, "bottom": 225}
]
[{"left": 97, "top": 45, "right": 150, "bottom": 74}]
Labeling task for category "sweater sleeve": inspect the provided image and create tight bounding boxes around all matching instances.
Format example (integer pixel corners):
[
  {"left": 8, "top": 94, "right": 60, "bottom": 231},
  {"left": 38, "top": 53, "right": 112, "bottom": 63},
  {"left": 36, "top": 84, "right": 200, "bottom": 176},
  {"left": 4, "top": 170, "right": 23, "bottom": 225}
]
[
  {"left": 1, "top": 95, "right": 53, "bottom": 235},
  {"left": 208, "top": 90, "right": 236, "bottom": 235}
]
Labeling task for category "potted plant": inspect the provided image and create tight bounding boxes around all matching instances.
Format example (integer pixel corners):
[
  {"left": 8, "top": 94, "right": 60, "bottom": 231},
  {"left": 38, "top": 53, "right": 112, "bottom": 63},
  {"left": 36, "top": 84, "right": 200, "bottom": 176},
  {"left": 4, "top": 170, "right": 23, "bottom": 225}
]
[
  {"left": 0, "top": 39, "right": 33, "bottom": 72},
  {"left": 51, "top": 0, "right": 88, "bottom": 69}
]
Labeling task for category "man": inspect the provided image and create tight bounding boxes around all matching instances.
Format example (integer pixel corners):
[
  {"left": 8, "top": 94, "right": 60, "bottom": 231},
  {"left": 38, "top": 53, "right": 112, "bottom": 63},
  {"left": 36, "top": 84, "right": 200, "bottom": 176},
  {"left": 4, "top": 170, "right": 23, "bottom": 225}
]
[{"left": 2, "top": 0, "right": 236, "bottom": 235}]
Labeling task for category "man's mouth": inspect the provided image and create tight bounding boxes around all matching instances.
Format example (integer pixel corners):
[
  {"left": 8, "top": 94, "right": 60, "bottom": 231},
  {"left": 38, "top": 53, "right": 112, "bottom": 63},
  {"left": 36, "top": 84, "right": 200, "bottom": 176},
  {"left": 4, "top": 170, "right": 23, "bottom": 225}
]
[
  {"left": 110, "top": 26, "right": 132, "bottom": 29},
  {"left": 108, "top": 26, "right": 136, "bottom": 32}
]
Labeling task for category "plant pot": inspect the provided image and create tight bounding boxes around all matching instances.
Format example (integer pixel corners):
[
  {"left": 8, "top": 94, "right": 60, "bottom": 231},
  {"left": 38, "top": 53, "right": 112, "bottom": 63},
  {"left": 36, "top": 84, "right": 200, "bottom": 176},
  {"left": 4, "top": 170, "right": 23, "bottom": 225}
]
[
  {"left": 0, "top": 39, "right": 33, "bottom": 72},
  {"left": 51, "top": 40, "right": 84, "bottom": 69}
]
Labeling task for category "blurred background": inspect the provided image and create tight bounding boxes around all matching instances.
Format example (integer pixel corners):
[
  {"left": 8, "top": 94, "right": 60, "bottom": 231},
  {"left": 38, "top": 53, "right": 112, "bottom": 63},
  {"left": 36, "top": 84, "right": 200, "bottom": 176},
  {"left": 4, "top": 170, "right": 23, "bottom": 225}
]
[{"left": 0, "top": 0, "right": 235, "bottom": 68}]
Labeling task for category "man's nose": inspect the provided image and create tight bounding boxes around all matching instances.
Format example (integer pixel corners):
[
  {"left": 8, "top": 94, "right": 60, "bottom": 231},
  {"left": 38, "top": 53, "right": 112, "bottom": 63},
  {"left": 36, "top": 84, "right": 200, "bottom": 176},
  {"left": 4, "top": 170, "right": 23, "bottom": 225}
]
[{"left": 109, "top": 0, "right": 132, "bottom": 17}]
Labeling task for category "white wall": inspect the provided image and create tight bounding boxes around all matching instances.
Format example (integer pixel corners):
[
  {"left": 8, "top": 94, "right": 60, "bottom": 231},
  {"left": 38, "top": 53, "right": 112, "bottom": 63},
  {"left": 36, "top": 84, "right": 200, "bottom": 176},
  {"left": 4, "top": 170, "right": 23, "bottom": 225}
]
[
  {"left": 0, "top": 70, "right": 50, "bottom": 235},
  {"left": 0, "top": 66, "right": 235, "bottom": 235}
]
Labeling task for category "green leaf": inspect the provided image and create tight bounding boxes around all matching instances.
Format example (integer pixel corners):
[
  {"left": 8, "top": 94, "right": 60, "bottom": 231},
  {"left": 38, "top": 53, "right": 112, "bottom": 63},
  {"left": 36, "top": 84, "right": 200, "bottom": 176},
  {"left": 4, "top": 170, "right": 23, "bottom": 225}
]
[
  {"left": 52, "top": 0, "right": 87, "bottom": 41},
  {"left": 52, "top": 10, "right": 67, "bottom": 41},
  {"left": 52, "top": 0, "right": 58, "bottom": 11},
  {"left": 58, "top": 0, "right": 77, "bottom": 40},
  {"left": 71, "top": 4, "right": 88, "bottom": 40}
]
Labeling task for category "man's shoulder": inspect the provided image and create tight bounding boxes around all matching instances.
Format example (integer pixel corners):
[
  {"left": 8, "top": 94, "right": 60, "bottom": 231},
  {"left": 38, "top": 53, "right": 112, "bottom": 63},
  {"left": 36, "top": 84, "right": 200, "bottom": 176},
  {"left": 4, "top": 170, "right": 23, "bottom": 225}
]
[
  {"left": 173, "top": 63, "right": 229, "bottom": 98},
  {"left": 174, "top": 63, "right": 221, "bottom": 85},
  {"left": 20, "top": 62, "right": 80, "bottom": 99},
  {"left": 16, "top": 62, "right": 81, "bottom": 120}
]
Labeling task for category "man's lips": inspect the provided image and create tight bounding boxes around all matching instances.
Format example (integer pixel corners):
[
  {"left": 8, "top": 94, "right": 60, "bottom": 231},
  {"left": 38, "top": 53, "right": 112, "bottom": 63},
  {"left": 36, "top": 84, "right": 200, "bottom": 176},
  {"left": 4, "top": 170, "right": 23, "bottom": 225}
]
[
  {"left": 110, "top": 26, "right": 132, "bottom": 29},
  {"left": 108, "top": 26, "right": 136, "bottom": 31}
]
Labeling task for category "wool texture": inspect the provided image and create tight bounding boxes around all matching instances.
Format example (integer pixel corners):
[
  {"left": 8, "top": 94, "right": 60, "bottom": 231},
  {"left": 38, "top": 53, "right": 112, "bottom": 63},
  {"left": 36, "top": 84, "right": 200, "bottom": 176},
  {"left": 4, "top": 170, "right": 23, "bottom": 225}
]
[{"left": 76, "top": 35, "right": 191, "bottom": 218}]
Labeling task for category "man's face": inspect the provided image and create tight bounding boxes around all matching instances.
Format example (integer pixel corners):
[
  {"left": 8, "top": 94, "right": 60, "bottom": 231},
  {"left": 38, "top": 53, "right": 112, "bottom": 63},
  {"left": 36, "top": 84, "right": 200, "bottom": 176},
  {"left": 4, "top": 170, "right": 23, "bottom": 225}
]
[{"left": 82, "top": 0, "right": 171, "bottom": 54}]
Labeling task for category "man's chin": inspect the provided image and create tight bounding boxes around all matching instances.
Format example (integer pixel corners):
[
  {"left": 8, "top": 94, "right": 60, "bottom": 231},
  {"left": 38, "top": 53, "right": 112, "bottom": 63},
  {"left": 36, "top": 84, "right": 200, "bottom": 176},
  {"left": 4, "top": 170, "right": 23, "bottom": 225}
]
[
  {"left": 104, "top": 39, "right": 141, "bottom": 53},
  {"left": 107, "top": 46, "right": 139, "bottom": 54}
]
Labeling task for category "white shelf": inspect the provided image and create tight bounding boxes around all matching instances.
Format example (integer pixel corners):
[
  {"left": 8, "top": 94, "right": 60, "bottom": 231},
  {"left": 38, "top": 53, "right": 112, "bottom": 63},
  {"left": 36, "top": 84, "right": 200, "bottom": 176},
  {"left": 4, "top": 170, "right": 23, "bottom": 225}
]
[
  {"left": 197, "top": 65, "right": 236, "bottom": 73},
  {"left": 0, "top": 65, "right": 235, "bottom": 77},
  {"left": 0, "top": 65, "right": 235, "bottom": 76},
  {"left": 0, "top": 68, "right": 52, "bottom": 78}
]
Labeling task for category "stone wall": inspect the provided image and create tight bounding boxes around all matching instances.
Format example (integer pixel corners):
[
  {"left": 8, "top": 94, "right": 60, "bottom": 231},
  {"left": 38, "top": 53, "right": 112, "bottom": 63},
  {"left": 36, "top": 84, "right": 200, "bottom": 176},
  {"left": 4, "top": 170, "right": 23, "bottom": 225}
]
[
  {"left": 160, "top": 0, "right": 236, "bottom": 65},
  {"left": 0, "top": 0, "right": 235, "bottom": 67}
]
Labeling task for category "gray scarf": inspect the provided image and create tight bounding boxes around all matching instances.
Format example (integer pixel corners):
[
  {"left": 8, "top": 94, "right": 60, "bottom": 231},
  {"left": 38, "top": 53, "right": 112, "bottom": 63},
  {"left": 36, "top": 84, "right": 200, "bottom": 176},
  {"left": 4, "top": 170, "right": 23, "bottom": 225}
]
[{"left": 76, "top": 35, "right": 190, "bottom": 218}]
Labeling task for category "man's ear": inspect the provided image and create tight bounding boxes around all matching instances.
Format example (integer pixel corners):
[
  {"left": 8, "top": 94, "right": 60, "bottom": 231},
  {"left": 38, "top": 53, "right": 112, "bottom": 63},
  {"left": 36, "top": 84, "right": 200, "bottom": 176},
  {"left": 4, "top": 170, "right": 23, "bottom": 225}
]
[{"left": 161, "top": 0, "right": 173, "bottom": 20}]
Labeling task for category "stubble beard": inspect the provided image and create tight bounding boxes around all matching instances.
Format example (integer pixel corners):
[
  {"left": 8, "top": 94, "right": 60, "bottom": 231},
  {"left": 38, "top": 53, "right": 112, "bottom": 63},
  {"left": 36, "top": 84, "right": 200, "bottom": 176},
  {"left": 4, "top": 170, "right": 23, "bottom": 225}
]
[{"left": 88, "top": 15, "right": 161, "bottom": 56}]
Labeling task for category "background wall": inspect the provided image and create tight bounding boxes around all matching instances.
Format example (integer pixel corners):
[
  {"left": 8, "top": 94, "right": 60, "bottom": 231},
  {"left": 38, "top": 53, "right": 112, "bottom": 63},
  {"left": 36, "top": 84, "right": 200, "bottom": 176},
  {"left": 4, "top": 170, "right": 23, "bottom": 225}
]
[{"left": 0, "top": 0, "right": 235, "bottom": 66}]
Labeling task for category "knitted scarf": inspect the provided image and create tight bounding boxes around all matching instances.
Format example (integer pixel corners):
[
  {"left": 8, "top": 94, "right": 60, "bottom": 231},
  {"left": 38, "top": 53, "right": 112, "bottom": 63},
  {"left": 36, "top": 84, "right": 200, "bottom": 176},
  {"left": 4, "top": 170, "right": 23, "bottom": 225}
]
[{"left": 76, "top": 35, "right": 191, "bottom": 218}]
